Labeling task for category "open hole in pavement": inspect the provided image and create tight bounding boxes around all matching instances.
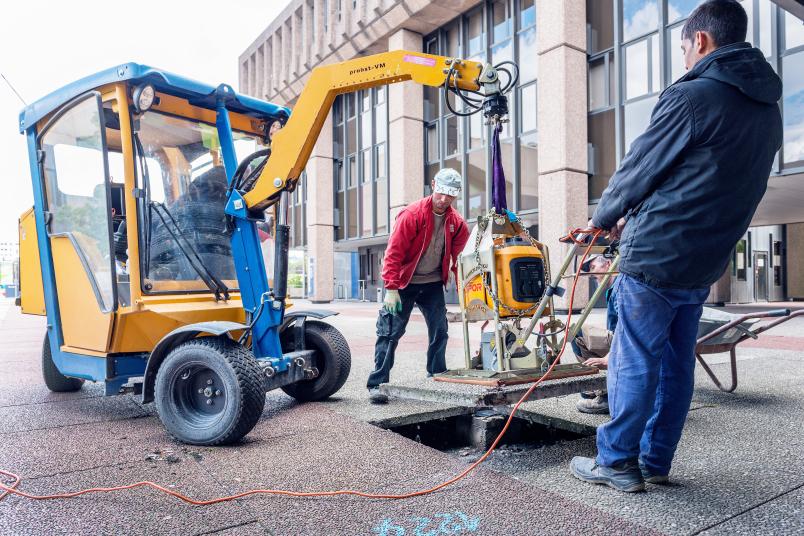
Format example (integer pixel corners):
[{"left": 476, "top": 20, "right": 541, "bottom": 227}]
[{"left": 382, "top": 409, "right": 592, "bottom": 453}]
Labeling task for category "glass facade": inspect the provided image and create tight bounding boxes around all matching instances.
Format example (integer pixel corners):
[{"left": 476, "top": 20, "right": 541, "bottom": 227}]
[
  {"left": 424, "top": 0, "right": 538, "bottom": 220},
  {"left": 587, "top": 0, "right": 804, "bottom": 203},
  {"left": 333, "top": 87, "right": 389, "bottom": 241},
  {"left": 289, "top": 172, "right": 307, "bottom": 248}
]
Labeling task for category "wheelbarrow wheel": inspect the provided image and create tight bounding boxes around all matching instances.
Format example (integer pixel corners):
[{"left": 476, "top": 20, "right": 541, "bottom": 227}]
[
  {"left": 42, "top": 334, "right": 84, "bottom": 392},
  {"left": 281, "top": 321, "right": 351, "bottom": 402},
  {"left": 155, "top": 337, "right": 265, "bottom": 446}
]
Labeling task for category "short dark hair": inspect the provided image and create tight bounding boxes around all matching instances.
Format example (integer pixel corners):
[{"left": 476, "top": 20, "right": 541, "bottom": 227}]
[{"left": 682, "top": 0, "right": 748, "bottom": 48}]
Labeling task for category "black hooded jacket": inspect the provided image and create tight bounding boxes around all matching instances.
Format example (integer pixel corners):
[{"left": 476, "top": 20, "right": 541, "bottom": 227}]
[{"left": 592, "top": 42, "right": 783, "bottom": 289}]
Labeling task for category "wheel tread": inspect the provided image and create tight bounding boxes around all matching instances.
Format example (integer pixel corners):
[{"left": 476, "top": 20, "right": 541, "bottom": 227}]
[{"left": 155, "top": 337, "right": 265, "bottom": 446}]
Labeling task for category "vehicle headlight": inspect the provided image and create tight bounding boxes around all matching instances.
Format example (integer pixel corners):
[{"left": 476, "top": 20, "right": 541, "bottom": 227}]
[{"left": 133, "top": 84, "right": 155, "bottom": 113}]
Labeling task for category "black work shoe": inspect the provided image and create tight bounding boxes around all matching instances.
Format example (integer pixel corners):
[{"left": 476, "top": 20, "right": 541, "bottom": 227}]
[
  {"left": 368, "top": 387, "right": 388, "bottom": 404},
  {"left": 569, "top": 456, "right": 645, "bottom": 493},
  {"left": 639, "top": 461, "right": 670, "bottom": 484}
]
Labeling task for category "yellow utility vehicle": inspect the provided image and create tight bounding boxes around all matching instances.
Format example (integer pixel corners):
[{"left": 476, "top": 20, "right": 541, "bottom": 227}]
[{"left": 18, "top": 52, "right": 524, "bottom": 444}]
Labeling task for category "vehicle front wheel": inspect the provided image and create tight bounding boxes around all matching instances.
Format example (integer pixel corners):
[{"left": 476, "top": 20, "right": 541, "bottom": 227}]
[
  {"left": 280, "top": 320, "right": 351, "bottom": 402},
  {"left": 155, "top": 337, "right": 265, "bottom": 445}
]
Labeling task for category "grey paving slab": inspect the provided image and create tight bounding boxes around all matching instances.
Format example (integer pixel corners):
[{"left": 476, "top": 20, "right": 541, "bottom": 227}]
[
  {"left": 0, "top": 414, "right": 185, "bottom": 479},
  {"left": 485, "top": 434, "right": 804, "bottom": 536},
  {"left": 190, "top": 407, "right": 656, "bottom": 536},
  {"left": 698, "top": 486, "right": 804, "bottom": 535},
  {"left": 0, "top": 394, "right": 147, "bottom": 434},
  {"left": 0, "top": 382, "right": 104, "bottom": 408},
  {"left": 251, "top": 469, "right": 661, "bottom": 536},
  {"left": 0, "top": 461, "right": 257, "bottom": 536},
  {"left": 202, "top": 521, "right": 270, "bottom": 535}
]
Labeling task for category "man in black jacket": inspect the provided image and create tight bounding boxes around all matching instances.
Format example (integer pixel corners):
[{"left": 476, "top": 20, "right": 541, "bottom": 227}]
[{"left": 570, "top": 0, "right": 783, "bottom": 492}]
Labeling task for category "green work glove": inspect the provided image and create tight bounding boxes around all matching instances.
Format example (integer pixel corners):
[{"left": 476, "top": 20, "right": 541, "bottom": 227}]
[{"left": 383, "top": 289, "right": 402, "bottom": 315}]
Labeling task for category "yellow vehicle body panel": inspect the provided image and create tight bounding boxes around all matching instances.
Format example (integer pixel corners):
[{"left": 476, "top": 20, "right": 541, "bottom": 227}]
[
  {"left": 19, "top": 208, "right": 46, "bottom": 316},
  {"left": 108, "top": 297, "right": 246, "bottom": 353},
  {"left": 50, "top": 236, "right": 113, "bottom": 352}
]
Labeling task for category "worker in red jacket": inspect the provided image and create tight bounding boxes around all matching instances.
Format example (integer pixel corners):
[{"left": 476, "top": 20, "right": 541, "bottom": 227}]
[{"left": 367, "top": 168, "right": 470, "bottom": 404}]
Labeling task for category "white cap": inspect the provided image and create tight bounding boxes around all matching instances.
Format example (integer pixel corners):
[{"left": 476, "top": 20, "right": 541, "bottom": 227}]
[{"left": 433, "top": 168, "right": 462, "bottom": 197}]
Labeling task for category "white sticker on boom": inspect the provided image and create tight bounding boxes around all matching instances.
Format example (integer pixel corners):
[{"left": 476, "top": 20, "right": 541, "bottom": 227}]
[{"left": 403, "top": 54, "right": 436, "bottom": 67}]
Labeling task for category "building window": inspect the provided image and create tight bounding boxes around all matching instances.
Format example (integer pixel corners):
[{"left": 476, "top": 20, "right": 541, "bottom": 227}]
[
  {"left": 622, "top": 0, "right": 659, "bottom": 42},
  {"left": 289, "top": 172, "right": 307, "bottom": 248},
  {"left": 588, "top": 0, "right": 614, "bottom": 54},
  {"left": 423, "top": 0, "right": 538, "bottom": 219},
  {"left": 585, "top": 0, "right": 801, "bottom": 215},
  {"left": 735, "top": 239, "right": 748, "bottom": 281},
  {"left": 588, "top": 109, "right": 616, "bottom": 201},
  {"left": 782, "top": 51, "right": 804, "bottom": 169},
  {"left": 332, "top": 86, "right": 390, "bottom": 241}
]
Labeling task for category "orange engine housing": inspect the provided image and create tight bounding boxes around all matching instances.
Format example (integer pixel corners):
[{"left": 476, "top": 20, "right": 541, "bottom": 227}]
[{"left": 463, "top": 242, "right": 550, "bottom": 320}]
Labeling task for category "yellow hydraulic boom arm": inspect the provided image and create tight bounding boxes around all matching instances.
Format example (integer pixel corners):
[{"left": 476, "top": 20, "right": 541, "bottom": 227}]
[{"left": 242, "top": 50, "right": 495, "bottom": 210}]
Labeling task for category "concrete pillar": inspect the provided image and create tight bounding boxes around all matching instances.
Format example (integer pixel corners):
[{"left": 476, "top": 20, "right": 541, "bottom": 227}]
[
  {"left": 303, "top": 0, "right": 314, "bottom": 70},
  {"left": 536, "top": 0, "right": 589, "bottom": 309},
  {"left": 272, "top": 30, "right": 281, "bottom": 95},
  {"left": 314, "top": 0, "right": 325, "bottom": 60},
  {"left": 239, "top": 59, "right": 248, "bottom": 95},
  {"left": 307, "top": 113, "right": 336, "bottom": 303},
  {"left": 256, "top": 45, "right": 265, "bottom": 99},
  {"left": 261, "top": 37, "right": 274, "bottom": 100},
  {"left": 387, "top": 28, "right": 424, "bottom": 222},
  {"left": 292, "top": 9, "right": 302, "bottom": 79},
  {"left": 248, "top": 53, "right": 257, "bottom": 97}
]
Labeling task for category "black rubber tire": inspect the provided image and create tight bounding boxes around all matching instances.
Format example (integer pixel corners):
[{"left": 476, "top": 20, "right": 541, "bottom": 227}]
[
  {"left": 280, "top": 321, "right": 351, "bottom": 402},
  {"left": 155, "top": 337, "right": 266, "bottom": 445},
  {"left": 149, "top": 231, "right": 231, "bottom": 259},
  {"left": 41, "top": 335, "right": 84, "bottom": 392}
]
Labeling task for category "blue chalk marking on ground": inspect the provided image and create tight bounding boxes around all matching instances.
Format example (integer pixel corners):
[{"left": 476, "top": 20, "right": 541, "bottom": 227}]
[{"left": 373, "top": 511, "right": 481, "bottom": 535}]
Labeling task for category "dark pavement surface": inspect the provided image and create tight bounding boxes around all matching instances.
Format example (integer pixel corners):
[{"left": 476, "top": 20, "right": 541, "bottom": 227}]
[{"left": 1, "top": 299, "right": 803, "bottom": 535}]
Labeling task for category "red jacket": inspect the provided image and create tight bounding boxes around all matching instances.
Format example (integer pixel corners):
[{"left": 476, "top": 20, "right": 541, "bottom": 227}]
[{"left": 382, "top": 196, "right": 469, "bottom": 290}]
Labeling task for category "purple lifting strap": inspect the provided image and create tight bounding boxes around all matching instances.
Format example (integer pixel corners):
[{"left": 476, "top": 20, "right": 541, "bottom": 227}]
[{"left": 491, "top": 122, "right": 508, "bottom": 213}]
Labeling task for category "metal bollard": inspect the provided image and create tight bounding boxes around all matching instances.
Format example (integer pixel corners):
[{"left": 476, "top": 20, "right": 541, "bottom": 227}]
[{"left": 377, "top": 288, "right": 383, "bottom": 303}]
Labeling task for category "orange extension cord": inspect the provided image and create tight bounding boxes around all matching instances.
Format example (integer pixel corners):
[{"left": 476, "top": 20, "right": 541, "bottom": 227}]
[{"left": 0, "top": 229, "right": 602, "bottom": 506}]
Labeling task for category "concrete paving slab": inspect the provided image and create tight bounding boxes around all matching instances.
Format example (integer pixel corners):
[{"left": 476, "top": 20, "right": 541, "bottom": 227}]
[
  {"left": 0, "top": 461, "right": 257, "bottom": 536},
  {"left": 186, "top": 405, "right": 656, "bottom": 535},
  {"left": 250, "top": 468, "right": 662, "bottom": 536},
  {"left": 2, "top": 299, "right": 804, "bottom": 534},
  {"left": 698, "top": 486, "right": 804, "bottom": 535},
  {"left": 485, "top": 435, "right": 804, "bottom": 536},
  {"left": 0, "top": 382, "right": 104, "bottom": 408},
  {"left": 0, "top": 415, "right": 185, "bottom": 479},
  {"left": 0, "top": 394, "right": 147, "bottom": 434},
  {"left": 202, "top": 521, "right": 270, "bottom": 535},
  {"left": 381, "top": 371, "right": 608, "bottom": 407}
]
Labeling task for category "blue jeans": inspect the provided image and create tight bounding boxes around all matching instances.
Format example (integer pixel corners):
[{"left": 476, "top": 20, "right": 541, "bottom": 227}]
[
  {"left": 596, "top": 274, "right": 709, "bottom": 474},
  {"left": 367, "top": 282, "right": 448, "bottom": 389}
]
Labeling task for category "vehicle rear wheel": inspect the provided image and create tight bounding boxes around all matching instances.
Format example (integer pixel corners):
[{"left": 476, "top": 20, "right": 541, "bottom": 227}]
[
  {"left": 155, "top": 337, "right": 265, "bottom": 445},
  {"left": 280, "top": 321, "right": 351, "bottom": 402},
  {"left": 42, "top": 334, "right": 84, "bottom": 392}
]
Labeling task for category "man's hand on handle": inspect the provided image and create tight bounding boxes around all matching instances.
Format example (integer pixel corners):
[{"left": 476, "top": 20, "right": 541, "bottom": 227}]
[
  {"left": 587, "top": 218, "right": 626, "bottom": 241},
  {"left": 383, "top": 289, "right": 402, "bottom": 315}
]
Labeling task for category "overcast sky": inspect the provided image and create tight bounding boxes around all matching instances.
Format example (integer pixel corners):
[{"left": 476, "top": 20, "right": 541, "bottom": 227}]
[{"left": 0, "top": 0, "right": 290, "bottom": 243}]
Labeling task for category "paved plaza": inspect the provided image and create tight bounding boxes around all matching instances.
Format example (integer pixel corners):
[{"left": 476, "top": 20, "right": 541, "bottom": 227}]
[{"left": 1, "top": 298, "right": 803, "bottom": 535}]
